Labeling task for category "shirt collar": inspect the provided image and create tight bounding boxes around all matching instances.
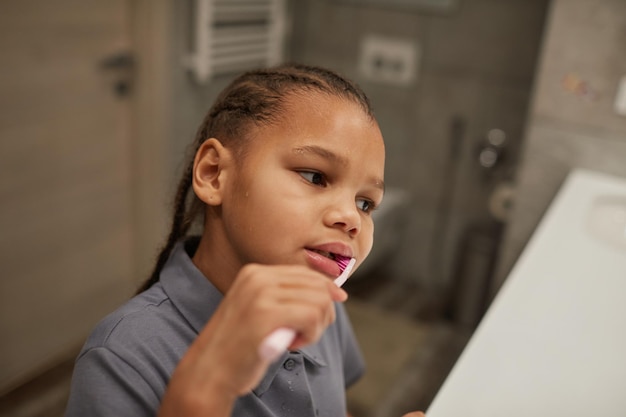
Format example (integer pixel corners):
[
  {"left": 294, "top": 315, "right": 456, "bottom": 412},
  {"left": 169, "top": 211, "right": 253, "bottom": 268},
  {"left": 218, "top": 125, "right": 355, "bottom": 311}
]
[
  {"left": 160, "top": 237, "right": 223, "bottom": 334},
  {"left": 300, "top": 344, "right": 328, "bottom": 368}
]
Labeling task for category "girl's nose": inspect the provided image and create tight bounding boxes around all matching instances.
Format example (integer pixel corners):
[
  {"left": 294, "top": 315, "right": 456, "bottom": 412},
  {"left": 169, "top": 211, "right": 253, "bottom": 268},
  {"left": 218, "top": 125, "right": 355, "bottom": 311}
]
[{"left": 324, "top": 198, "right": 361, "bottom": 236}]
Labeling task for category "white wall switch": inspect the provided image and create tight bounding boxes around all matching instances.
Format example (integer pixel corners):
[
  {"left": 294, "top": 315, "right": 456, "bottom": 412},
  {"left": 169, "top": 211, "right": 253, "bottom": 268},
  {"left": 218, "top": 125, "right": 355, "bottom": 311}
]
[{"left": 358, "top": 34, "right": 420, "bottom": 86}]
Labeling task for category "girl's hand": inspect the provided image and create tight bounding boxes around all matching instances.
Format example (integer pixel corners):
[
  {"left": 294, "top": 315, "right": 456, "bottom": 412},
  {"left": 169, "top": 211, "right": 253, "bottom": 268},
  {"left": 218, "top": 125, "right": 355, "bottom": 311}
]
[{"left": 159, "top": 264, "right": 347, "bottom": 417}]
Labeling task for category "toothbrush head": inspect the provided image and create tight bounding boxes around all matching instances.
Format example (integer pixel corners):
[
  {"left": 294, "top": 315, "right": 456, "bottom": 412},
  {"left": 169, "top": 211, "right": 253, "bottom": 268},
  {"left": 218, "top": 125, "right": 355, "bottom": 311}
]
[
  {"left": 334, "top": 257, "right": 356, "bottom": 288},
  {"left": 336, "top": 255, "right": 352, "bottom": 272}
]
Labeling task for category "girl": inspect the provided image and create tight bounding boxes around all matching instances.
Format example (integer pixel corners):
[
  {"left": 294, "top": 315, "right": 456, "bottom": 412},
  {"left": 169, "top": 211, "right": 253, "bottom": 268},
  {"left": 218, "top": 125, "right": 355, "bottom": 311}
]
[{"left": 65, "top": 64, "right": 424, "bottom": 417}]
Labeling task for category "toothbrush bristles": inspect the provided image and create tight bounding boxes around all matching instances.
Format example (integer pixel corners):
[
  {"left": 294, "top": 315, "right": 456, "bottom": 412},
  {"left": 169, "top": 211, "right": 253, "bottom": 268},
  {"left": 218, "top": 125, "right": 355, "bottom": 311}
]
[{"left": 337, "top": 257, "right": 351, "bottom": 270}]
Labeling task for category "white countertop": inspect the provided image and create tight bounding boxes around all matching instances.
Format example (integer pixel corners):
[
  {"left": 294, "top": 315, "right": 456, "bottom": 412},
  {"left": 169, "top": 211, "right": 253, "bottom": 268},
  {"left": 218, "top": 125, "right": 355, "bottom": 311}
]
[{"left": 427, "top": 169, "right": 626, "bottom": 417}]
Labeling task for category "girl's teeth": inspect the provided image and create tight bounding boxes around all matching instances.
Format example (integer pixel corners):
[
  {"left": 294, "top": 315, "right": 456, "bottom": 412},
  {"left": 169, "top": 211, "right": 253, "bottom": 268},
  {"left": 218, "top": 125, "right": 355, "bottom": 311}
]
[{"left": 314, "top": 249, "right": 335, "bottom": 260}]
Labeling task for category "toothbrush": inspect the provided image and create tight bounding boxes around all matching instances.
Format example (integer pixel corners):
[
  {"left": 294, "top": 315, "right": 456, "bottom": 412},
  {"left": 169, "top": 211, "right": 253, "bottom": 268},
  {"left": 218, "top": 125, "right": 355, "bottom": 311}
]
[{"left": 258, "top": 258, "right": 357, "bottom": 362}]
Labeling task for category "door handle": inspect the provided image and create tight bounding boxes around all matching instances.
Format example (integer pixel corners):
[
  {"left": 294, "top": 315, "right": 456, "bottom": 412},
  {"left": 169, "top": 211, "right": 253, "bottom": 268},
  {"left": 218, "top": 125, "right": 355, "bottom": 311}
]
[{"left": 99, "top": 51, "right": 135, "bottom": 97}]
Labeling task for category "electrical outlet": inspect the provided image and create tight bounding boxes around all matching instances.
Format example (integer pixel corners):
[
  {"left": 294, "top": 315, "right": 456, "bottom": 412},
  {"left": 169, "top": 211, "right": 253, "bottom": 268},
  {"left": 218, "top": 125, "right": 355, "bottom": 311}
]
[{"left": 358, "top": 35, "right": 419, "bottom": 86}]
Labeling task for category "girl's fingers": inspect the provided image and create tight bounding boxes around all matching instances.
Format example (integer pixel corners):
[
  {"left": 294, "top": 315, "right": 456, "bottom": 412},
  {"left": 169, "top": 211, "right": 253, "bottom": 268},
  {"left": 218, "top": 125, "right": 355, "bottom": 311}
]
[
  {"left": 232, "top": 264, "right": 349, "bottom": 352},
  {"left": 231, "top": 264, "right": 344, "bottom": 325},
  {"left": 183, "top": 263, "right": 347, "bottom": 396},
  {"left": 332, "top": 285, "right": 349, "bottom": 302}
]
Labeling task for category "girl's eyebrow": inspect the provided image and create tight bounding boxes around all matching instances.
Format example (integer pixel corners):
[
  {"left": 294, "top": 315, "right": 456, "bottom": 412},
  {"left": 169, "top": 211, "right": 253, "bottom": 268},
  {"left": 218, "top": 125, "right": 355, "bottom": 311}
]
[
  {"left": 292, "top": 145, "right": 348, "bottom": 166},
  {"left": 291, "top": 145, "right": 386, "bottom": 192}
]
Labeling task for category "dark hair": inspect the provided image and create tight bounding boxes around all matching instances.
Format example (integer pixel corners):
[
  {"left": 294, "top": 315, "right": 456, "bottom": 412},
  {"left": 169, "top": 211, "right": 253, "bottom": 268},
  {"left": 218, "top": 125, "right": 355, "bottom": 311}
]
[{"left": 137, "top": 63, "right": 374, "bottom": 293}]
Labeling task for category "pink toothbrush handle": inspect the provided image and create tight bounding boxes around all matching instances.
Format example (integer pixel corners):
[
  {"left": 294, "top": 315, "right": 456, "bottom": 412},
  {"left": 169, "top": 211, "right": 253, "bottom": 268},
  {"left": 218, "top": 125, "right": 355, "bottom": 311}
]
[
  {"left": 258, "top": 327, "right": 296, "bottom": 362},
  {"left": 258, "top": 258, "right": 356, "bottom": 362}
]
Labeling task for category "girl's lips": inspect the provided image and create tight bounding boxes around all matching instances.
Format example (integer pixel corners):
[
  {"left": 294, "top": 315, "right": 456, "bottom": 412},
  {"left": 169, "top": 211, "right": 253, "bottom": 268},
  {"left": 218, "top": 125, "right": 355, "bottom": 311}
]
[{"left": 304, "top": 248, "right": 345, "bottom": 277}]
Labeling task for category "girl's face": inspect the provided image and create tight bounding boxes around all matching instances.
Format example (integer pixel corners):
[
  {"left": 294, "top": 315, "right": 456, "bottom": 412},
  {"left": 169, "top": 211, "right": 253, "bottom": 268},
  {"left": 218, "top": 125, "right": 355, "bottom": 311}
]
[{"left": 219, "top": 93, "right": 385, "bottom": 279}]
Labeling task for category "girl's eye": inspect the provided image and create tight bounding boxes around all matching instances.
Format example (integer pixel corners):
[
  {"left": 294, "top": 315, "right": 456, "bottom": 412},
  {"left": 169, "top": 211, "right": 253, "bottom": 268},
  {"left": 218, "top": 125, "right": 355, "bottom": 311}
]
[
  {"left": 298, "top": 171, "right": 327, "bottom": 186},
  {"left": 356, "top": 199, "right": 376, "bottom": 213}
]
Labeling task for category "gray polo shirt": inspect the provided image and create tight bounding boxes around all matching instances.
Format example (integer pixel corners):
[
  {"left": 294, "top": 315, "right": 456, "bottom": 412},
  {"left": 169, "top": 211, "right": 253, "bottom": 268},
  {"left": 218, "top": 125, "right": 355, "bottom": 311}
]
[{"left": 65, "top": 238, "right": 365, "bottom": 417}]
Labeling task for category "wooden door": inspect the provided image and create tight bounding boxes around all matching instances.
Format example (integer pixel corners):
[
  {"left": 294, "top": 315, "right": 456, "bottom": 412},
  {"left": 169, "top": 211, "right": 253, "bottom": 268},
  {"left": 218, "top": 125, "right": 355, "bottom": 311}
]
[{"left": 0, "top": 0, "right": 135, "bottom": 393}]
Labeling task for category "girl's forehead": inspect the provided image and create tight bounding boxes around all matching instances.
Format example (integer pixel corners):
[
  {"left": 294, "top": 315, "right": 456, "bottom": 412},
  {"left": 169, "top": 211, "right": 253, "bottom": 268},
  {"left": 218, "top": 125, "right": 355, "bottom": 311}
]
[
  {"left": 278, "top": 93, "right": 378, "bottom": 135},
  {"left": 242, "top": 91, "right": 384, "bottom": 172},
  {"left": 265, "top": 94, "right": 385, "bottom": 170}
]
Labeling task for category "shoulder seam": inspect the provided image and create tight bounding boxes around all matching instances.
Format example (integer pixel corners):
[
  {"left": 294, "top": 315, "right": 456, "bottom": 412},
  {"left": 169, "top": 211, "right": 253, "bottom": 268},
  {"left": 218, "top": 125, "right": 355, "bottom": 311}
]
[{"left": 102, "top": 297, "right": 170, "bottom": 345}]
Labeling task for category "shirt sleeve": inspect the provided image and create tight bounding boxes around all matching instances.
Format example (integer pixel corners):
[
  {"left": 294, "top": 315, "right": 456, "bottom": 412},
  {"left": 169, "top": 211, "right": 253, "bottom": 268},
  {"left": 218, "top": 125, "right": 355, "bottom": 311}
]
[{"left": 65, "top": 347, "right": 160, "bottom": 417}]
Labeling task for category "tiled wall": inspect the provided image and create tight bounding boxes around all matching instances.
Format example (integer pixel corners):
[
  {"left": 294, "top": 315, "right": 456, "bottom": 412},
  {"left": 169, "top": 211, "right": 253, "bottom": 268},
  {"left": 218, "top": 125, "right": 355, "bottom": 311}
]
[
  {"left": 493, "top": 0, "right": 626, "bottom": 294},
  {"left": 288, "top": 0, "right": 548, "bottom": 290}
]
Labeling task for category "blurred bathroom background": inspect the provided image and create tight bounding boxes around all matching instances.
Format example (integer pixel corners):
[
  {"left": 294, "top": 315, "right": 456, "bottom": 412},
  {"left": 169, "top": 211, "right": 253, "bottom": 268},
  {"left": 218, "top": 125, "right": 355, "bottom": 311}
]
[{"left": 1, "top": 0, "right": 625, "bottom": 416}]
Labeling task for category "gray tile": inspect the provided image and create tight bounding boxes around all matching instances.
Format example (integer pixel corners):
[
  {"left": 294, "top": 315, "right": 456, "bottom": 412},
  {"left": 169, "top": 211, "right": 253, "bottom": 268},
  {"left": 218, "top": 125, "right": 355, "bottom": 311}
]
[
  {"left": 424, "top": 0, "right": 548, "bottom": 81},
  {"left": 531, "top": 0, "right": 626, "bottom": 137}
]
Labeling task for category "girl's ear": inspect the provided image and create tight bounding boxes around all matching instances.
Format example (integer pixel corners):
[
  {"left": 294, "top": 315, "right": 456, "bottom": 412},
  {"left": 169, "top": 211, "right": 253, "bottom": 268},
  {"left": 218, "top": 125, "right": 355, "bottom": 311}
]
[{"left": 192, "top": 138, "right": 233, "bottom": 206}]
